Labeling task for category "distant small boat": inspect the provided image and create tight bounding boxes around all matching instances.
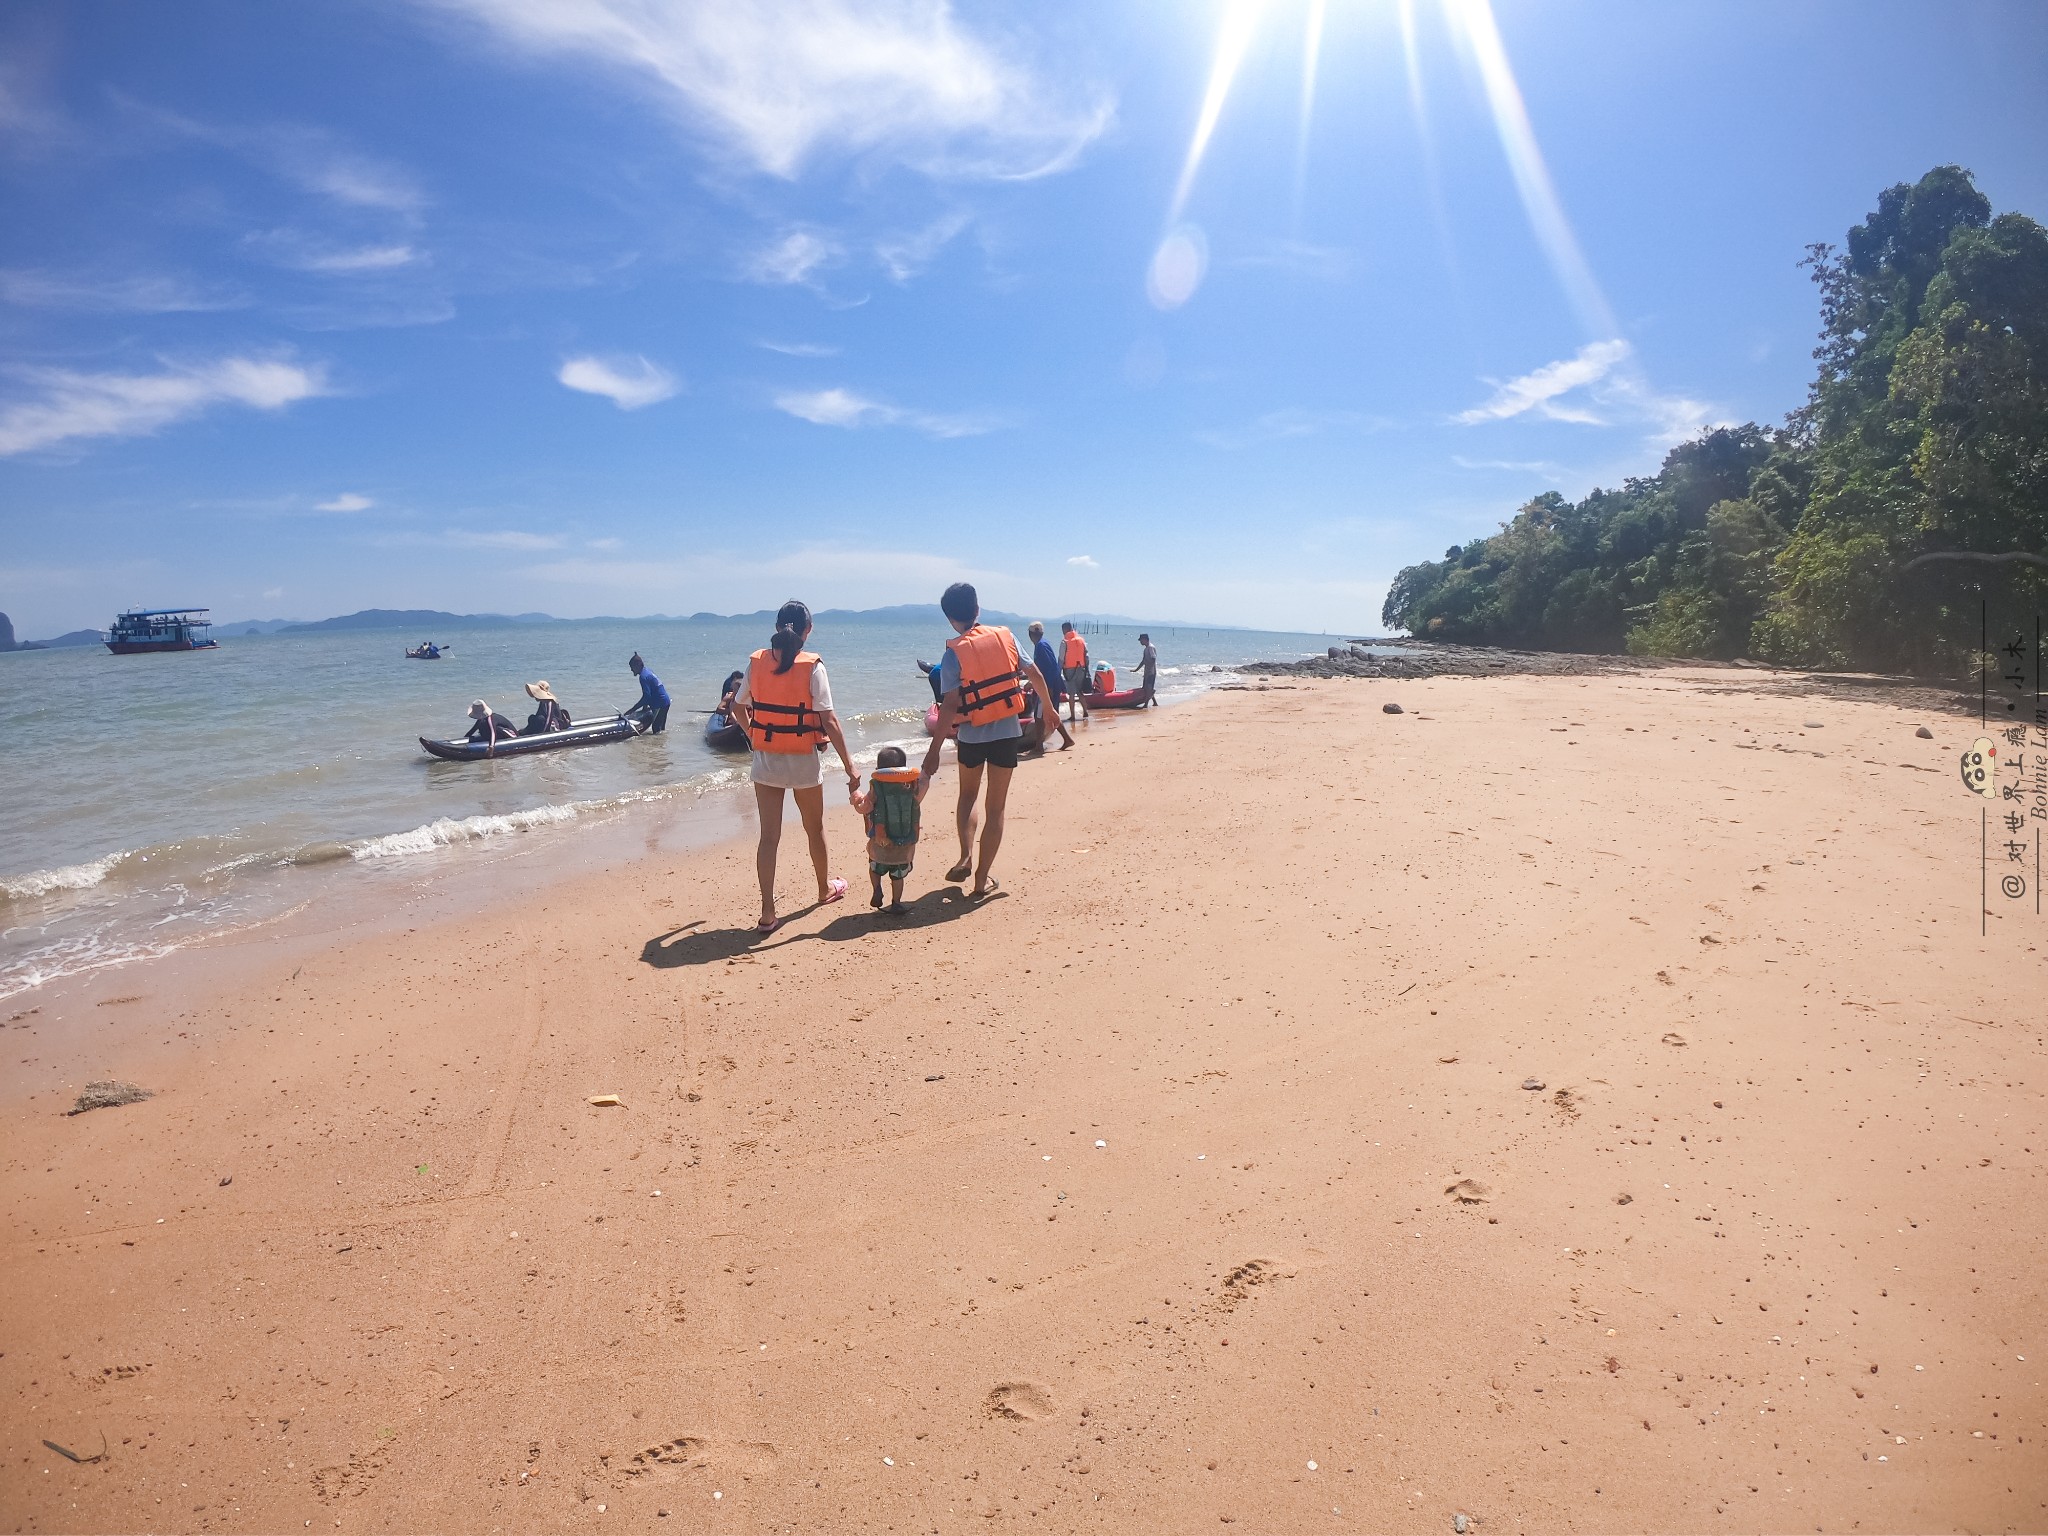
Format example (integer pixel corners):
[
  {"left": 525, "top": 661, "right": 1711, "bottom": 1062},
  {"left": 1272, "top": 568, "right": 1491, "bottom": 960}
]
[
  {"left": 419, "top": 714, "right": 646, "bottom": 761},
  {"left": 703, "top": 710, "right": 748, "bottom": 752},
  {"left": 105, "top": 608, "right": 218, "bottom": 654},
  {"left": 405, "top": 643, "right": 446, "bottom": 660}
]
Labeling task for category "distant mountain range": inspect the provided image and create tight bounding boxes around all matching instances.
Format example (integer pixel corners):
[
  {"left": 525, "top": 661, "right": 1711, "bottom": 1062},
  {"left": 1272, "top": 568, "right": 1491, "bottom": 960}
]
[{"left": 6, "top": 603, "right": 1246, "bottom": 649}]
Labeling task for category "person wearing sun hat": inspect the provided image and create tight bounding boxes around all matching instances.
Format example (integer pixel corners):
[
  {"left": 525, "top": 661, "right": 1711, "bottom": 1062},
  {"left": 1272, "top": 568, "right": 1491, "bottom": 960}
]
[
  {"left": 463, "top": 699, "right": 519, "bottom": 749},
  {"left": 523, "top": 680, "right": 571, "bottom": 734}
]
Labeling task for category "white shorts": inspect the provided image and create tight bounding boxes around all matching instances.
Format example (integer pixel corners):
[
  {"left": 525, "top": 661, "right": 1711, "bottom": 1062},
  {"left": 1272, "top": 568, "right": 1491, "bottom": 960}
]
[{"left": 750, "top": 748, "right": 825, "bottom": 791}]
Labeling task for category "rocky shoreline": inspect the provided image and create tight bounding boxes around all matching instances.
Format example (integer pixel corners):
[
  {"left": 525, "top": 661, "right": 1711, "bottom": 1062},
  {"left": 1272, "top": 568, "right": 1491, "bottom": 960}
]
[{"left": 1240, "top": 638, "right": 1979, "bottom": 717}]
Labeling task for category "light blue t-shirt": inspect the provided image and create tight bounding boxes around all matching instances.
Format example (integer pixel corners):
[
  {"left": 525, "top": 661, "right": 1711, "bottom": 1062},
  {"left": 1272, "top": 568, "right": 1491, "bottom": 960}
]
[{"left": 938, "top": 640, "right": 1024, "bottom": 743}]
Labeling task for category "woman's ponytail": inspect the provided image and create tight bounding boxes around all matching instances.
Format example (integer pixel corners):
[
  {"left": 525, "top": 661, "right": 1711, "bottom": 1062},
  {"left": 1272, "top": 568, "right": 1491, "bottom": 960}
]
[{"left": 769, "top": 599, "right": 811, "bottom": 673}]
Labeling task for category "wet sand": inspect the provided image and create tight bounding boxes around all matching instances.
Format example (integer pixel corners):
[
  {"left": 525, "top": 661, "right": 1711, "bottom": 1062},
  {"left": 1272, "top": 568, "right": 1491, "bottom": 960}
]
[{"left": 3, "top": 670, "right": 2042, "bottom": 1533}]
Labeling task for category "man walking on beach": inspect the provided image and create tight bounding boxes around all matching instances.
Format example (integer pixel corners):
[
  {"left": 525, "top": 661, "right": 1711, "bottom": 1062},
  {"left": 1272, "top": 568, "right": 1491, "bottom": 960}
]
[
  {"left": 1135, "top": 632, "right": 1159, "bottom": 706},
  {"left": 920, "top": 583, "right": 1063, "bottom": 899},
  {"left": 1059, "top": 621, "right": 1089, "bottom": 722},
  {"left": 1028, "top": 622, "right": 1068, "bottom": 736},
  {"left": 626, "top": 652, "right": 669, "bottom": 733}
]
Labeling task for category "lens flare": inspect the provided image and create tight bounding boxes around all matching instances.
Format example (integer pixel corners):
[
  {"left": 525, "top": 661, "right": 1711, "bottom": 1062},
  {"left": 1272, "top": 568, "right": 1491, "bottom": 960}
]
[
  {"left": 1167, "top": 0, "right": 1269, "bottom": 228},
  {"left": 1441, "top": 0, "right": 1616, "bottom": 337},
  {"left": 1292, "top": 0, "right": 1327, "bottom": 223},
  {"left": 1147, "top": 224, "right": 1210, "bottom": 310}
]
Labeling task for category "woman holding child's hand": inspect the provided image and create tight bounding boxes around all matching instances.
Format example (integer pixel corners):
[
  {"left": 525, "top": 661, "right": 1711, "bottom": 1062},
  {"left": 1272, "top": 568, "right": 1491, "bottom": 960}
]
[{"left": 734, "top": 599, "right": 860, "bottom": 933}]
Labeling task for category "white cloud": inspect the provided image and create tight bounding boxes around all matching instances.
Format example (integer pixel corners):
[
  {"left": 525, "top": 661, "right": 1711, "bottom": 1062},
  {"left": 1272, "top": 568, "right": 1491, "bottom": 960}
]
[
  {"left": 429, "top": 0, "right": 1113, "bottom": 180},
  {"left": 295, "top": 244, "right": 424, "bottom": 273},
  {"left": 1451, "top": 456, "right": 1567, "bottom": 481},
  {"left": 757, "top": 339, "right": 840, "bottom": 357},
  {"left": 0, "top": 268, "right": 246, "bottom": 313},
  {"left": 557, "top": 353, "right": 678, "bottom": 410},
  {"left": 261, "top": 587, "right": 285, "bottom": 600},
  {"left": 1226, "top": 240, "right": 1354, "bottom": 281},
  {"left": 586, "top": 536, "right": 623, "bottom": 551},
  {"left": 1456, "top": 339, "right": 1726, "bottom": 445},
  {"left": 774, "top": 386, "right": 997, "bottom": 438},
  {"left": 445, "top": 529, "right": 565, "bottom": 551},
  {"left": 1457, "top": 339, "right": 1631, "bottom": 425},
  {"left": 1196, "top": 408, "right": 1390, "bottom": 451},
  {"left": 0, "top": 354, "right": 330, "bottom": 456},
  {"left": 747, "top": 230, "right": 839, "bottom": 287},
  {"left": 876, "top": 210, "right": 970, "bottom": 282},
  {"left": 316, "top": 492, "right": 376, "bottom": 512},
  {"left": 1067, "top": 554, "right": 1097, "bottom": 569}
]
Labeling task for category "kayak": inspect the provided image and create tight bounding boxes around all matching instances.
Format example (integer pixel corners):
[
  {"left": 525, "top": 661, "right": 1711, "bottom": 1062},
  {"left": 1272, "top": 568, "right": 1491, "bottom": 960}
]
[
  {"left": 924, "top": 703, "right": 1046, "bottom": 751},
  {"left": 419, "top": 714, "right": 646, "bottom": 761},
  {"left": 703, "top": 710, "right": 748, "bottom": 752},
  {"left": 404, "top": 646, "right": 443, "bottom": 659},
  {"left": 1083, "top": 687, "right": 1152, "bottom": 711}
]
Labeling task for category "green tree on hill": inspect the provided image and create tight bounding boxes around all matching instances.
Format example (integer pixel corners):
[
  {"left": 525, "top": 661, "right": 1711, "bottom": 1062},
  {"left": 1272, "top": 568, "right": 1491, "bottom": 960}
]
[{"left": 1383, "top": 166, "right": 2047, "bottom": 674}]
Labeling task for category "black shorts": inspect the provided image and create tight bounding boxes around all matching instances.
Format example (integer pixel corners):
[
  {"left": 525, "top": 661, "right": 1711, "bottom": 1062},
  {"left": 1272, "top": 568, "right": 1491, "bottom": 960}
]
[{"left": 956, "top": 737, "right": 1021, "bottom": 771}]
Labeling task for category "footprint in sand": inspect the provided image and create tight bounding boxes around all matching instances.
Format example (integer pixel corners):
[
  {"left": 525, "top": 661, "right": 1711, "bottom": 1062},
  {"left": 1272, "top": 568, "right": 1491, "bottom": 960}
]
[
  {"left": 1218, "top": 1257, "right": 1288, "bottom": 1311},
  {"left": 985, "top": 1382, "right": 1054, "bottom": 1422},
  {"left": 1445, "top": 1178, "right": 1490, "bottom": 1205},
  {"left": 626, "top": 1438, "right": 710, "bottom": 1477}
]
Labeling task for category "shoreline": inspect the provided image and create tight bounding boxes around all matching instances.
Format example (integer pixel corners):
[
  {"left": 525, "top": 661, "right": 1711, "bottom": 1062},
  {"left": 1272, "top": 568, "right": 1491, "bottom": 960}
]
[{"left": 2, "top": 670, "right": 2041, "bottom": 1532}]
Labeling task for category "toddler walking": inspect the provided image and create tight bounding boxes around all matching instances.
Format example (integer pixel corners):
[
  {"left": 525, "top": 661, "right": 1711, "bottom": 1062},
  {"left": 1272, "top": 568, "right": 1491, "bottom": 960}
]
[{"left": 851, "top": 745, "right": 926, "bottom": 914}]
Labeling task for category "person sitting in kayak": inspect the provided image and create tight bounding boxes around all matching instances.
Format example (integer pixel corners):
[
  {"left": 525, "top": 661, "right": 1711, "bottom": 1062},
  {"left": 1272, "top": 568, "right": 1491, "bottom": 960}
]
[
  {"left": 849, "top": 744, "right": 927, "bottom": 914},
  {"left": 464, "top": 699, "right": 519, "bottom": 746},
  {"left": 914, "top": 658, "right": 944, "bottom": 705},
  {"left": 626, "top": 652, "right": 669, "bottom": 733},
  {"left": 716, "top": 669, "right": 745, "bottom": 718},
  {"left": 523, "top": 680, "right": 571, "bottom": 733}
]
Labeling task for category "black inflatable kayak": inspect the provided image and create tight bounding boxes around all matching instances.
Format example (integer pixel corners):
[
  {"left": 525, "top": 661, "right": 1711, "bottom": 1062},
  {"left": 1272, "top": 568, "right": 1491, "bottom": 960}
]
[
  {"left": 703, "top": 711, "right": 748, "bottom": 752},
  {"left": 419, "top": 714, "right": 646, "bottom": 761}
]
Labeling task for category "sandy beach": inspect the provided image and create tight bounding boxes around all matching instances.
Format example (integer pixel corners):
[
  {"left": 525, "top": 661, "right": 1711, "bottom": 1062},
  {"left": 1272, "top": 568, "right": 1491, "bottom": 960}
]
[{"left": 3, "top": 669, "right": 2041, "bottom": 1534}]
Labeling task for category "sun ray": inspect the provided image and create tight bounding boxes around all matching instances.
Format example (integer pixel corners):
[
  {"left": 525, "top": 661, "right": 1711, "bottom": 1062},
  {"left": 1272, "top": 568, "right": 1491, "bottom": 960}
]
[
  {"left": 1167, "top": 0, "right": 1269, "bottom": 227},
  {"left": 1291, "top": 0, "right": 1327, "bottom": 227},
  {"left": 1441, "top": 0, "right": 1617, "bottom": 338}
]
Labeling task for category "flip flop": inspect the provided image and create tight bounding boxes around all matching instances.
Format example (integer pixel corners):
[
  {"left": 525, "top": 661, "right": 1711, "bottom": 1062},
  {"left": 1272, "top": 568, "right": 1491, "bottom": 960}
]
[
  {"left": 821, "top": 877, "right": 849, "bottom": 906},
  {"left": 944, "top": 861, "right": 972, "bottom": 883},
  {"left": 755, "top": 916, "right": 780, "bottom": 934},
  {"left": 970, "top": 877, "right": 1001, "bottom": 901}
]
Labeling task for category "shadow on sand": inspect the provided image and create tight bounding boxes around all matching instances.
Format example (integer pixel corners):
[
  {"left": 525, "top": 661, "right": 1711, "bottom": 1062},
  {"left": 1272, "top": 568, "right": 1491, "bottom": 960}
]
[{"left": 640, "top": 884, "right": 1003, "bottom": 969}]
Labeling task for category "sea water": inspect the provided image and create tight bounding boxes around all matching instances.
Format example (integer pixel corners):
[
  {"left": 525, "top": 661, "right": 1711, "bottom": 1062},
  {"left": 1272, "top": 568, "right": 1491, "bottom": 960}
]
[{"left": 0, "top": 616, "right": 1362, "bottom": 998}]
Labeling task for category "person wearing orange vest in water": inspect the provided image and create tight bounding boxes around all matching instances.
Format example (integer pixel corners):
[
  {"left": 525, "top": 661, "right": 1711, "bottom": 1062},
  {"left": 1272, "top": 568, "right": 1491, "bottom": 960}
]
[
  {"left": 917, "top": 582, "right": 1065, "bottom": 900},
  {"left": 848, "top": 744, "right": 927, "bottom": 914},
  {"left": 732, "top": 599, "right": 860, "bottom": 932},
  {"left": 1058, "top": 621, "right": 1089, "bottom": 724}
]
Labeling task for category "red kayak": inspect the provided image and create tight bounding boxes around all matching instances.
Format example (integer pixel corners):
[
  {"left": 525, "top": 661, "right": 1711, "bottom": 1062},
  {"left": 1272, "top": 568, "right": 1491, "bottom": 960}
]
[
  {"left": 924, "top": 703, "right": 1046, "bottom": 750},
  {"left": 1083, "top": 687, "right": 1152, "bottom": 711}
]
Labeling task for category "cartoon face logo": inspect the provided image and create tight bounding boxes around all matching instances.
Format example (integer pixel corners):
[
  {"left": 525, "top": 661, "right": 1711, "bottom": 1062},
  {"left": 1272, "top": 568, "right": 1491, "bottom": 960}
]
[{"left": 1959, "top": 736, "right": 1996, "bottom": 797}]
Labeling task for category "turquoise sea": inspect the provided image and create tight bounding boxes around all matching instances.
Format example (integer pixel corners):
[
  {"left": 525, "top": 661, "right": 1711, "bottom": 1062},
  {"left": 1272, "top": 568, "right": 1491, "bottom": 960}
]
[{"left": 0, "top": 615, "right": 1361, "bottom": 999}]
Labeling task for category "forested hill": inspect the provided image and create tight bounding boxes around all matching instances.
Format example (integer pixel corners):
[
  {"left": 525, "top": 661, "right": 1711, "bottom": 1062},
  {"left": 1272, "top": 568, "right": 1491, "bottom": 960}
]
[{"left": 1381, "top": 167, "right": 2047, "bottom": 676}]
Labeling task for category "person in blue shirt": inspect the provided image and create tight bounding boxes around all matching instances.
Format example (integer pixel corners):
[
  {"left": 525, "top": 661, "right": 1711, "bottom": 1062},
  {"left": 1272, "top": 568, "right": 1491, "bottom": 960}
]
[
  {"left": 1027, "top": 622, "right": 1067, "bottom": 719},
  {"left": 626, "top": 652, "right": 670, "bottom": 733}
]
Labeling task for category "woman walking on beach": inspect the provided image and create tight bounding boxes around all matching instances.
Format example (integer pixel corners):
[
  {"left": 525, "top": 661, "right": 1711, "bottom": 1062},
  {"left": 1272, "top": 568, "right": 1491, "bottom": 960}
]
[{"left": 734, "top": 600, "right": 860, "bottom": 931}]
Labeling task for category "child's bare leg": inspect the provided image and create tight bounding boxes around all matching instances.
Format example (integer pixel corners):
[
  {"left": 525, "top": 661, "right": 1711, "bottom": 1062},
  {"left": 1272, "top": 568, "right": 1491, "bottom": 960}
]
[
  {"left": 869, "top": 869, "right": 883, "bottom": 908},
  {"left": 888, "top": 874, "right": 907, "bottom": 913}
]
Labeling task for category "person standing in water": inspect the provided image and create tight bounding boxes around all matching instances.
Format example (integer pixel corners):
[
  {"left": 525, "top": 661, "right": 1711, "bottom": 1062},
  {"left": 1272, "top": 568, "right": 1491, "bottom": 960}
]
[
  {"left": 734, "top": 600, "right": 859, "bottom": 932},
  {"left": 919, "top": 583, "right": 1062, "bottom": 899},
  {"left": 627, "top": 652, "right": 670, "bottom": 732},
  {"left": 1135, "top": 632, "right": 1159, "bottom": 706}
]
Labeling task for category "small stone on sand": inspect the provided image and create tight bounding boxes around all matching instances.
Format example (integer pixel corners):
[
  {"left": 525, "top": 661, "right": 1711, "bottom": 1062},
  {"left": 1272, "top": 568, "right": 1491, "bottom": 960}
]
[
  {"left": 1383, "top": 702, "right": 1404, "bottom": 714},
  {"left": 1521, "top": 1078, "right": 1545, "bottom": 1091},
  {"left": 1915, "top": 725, "right": 1933, "bottom": 739}
]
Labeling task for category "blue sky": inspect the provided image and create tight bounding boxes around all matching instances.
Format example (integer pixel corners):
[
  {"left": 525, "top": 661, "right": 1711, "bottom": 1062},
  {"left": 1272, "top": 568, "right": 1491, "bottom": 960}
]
[{"left": 3, "top": 0, "right": 2045, "bottom": 638}]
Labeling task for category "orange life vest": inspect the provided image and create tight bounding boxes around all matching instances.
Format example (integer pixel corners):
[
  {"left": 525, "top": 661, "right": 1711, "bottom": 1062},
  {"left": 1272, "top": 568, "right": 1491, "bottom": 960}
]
[
  {"left": 946, "top": 625, "right": 1026, "bottom": 727},
  {"left": 744, "top": 648, "right": 825, "bottom": 753},
  {"left": 1061, "top": 631, "right": 1086, "bottom": 669}
]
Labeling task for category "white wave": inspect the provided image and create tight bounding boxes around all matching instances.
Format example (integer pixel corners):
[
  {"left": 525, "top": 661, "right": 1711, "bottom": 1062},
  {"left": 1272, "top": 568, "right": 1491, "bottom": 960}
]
[
  {"left": 0, "top": 851, "right": 126, "bottom": 901},
  {"left": 0, "top": 932, "right": 177, "bottom": 1003},
  {"left": 348, "top": 801, "right": 588, "bottom": 861}
]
